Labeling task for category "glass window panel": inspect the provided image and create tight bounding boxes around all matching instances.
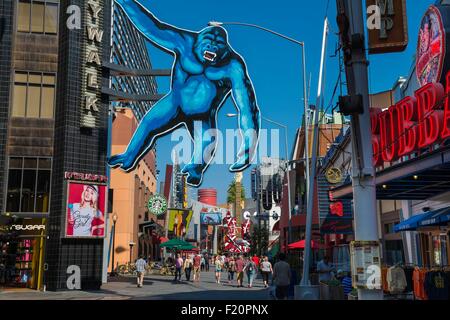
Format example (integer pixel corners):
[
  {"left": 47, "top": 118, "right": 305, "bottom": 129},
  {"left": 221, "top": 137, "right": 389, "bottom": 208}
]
[
  {"left": 15, "top": 72, "right": 28, "bottom": 83},
  {"left": 27, "top": 85, "right": 41, "bottom": 118},
  {"left": 40, "top": 87, "right": 54, "bottom": 118},
  {"left": 38, "top": 158, "right": 51, "bottom": 169},
  {"left": 44, "top": 3, "right": 58, "bottom": 34},
  {"left": 6, "top": 169, "right": 22, "bottom": 212},
  {"left": 35, "top": 170, "right": 50, "bottom": 212},
  {"left": 31, "top": 2, "right": 45, "bottom": 33},
  {"left": 21, "top": 169, "right": 37, "bottom": 212},
  {"left": 42, "top": 74, "right": 55, "bottom": 85},
  {"left": 28, "top": 73, "right": 41, "bottom": 84},
  {"left": 9, "top": 157, "right": 23, "bottom": 169},
  {"left": 24, "top": 158, "right": 37, "bottom": 169},
  {"left": 12, "top": 84, "right": 27, "bottom": 117},
  {"left": 17, "top": 1, "right": 31, "bottom": 32}
]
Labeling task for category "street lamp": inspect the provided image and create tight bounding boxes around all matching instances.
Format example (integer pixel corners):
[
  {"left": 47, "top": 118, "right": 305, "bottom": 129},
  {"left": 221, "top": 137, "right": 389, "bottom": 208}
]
[
  {"left": 110, "top": 212, "right": 118, "bottom": 277},
  {"left": 227, "top": 113, "right": 293, "bottom": 244},
  {"left": 129, "top": 241, "right": 135, "bottom": 265},
  {"left": 213, "top": 20, "right": 309, "bottom": 250}
]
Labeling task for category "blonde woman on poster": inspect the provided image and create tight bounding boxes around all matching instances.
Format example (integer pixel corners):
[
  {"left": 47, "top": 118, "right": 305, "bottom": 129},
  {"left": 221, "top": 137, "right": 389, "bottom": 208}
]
[{"left": 68, "top": 184, "right": 104, "bottom": 237}]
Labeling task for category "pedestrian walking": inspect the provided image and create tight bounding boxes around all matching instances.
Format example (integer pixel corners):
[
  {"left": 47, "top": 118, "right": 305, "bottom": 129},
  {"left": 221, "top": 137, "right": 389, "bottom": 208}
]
[
  {"left": 135, "top": 255, "right": 147, "bottom": 288},
  {"left": 205, "top": 254, "right": 210, "bottom": 272},
  {"left": 193, "top": 253, "right": 202, "bottom": 282},
  {"left": 273, "top": 253, "right": 291, "bottom": 300},
  {"left": 243, "top": 256, "right": 257, "bottom": 288},
  {"left": 260, "top": 256, "right": 273, "bottom": 288},
  {"left": 184, "top": 255, "right": 193, "bottom": 281},
  {"left": 214, "top": 255, "right": 223, "bottom": 284},
  {"left": 235, "top": 255, "right": 245, "bottom": 287},
  {"left": 174, "top": 253, "right": 183, "bottom": 282},
  {"left": 200, "top": 255, "right": 206, "bottom": 271},
  {"left": 227, "top": 256, "right": 236, "bottom": 284}
]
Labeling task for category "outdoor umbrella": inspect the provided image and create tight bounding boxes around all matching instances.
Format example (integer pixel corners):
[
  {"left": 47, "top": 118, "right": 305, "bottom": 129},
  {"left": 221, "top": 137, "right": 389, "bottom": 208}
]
[
  {"left": 160, "top": 238, "right": 195, "bottom": 250},
  {"left": 287, "top": 239, "right": 325, "bottom": 250}
]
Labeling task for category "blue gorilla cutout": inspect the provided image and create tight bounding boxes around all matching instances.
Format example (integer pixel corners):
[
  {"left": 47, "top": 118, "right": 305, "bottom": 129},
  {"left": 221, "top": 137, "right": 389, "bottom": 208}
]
[{"left": 109, "top": 0, "right": 261, "bottom": 187}]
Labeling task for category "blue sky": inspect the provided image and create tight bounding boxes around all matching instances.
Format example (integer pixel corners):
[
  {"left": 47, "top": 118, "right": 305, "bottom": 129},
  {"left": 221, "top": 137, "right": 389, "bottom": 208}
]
[{"left": 136, "top": 0, "right": 431, "bottom": 203}]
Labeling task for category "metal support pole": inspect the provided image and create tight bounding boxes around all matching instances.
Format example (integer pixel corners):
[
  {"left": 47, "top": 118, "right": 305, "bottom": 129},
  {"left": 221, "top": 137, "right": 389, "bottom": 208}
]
[
  {"left": 302, "top": 43, "right": 310, "bottom": 222},
  {"left": 301, "top": 18, "right": 329, "bottom": 287},
  {"left": 337, "top": 0, "right": 383, "bottom": 300},
  {"left": 111, "top": 222, "right": 116, "bottom": 276}
]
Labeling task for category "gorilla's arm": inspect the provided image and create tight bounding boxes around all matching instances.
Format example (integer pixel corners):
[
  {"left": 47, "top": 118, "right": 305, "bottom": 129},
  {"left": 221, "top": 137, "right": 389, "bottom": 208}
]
[
  {"left": 229, "top": 60, "right": 261, "bottom": 171},
  {"left": 114, "top": 0, "right": 194, "bottom": 52}
]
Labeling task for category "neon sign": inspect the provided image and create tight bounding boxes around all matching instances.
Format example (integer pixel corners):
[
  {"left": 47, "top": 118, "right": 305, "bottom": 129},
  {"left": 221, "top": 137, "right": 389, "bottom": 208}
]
[
  {"left": 416, "top": 5, "right": 445, "bottom": 87},
  {"left": 371, "top": 70, "right": 450, "bottom": 165}
]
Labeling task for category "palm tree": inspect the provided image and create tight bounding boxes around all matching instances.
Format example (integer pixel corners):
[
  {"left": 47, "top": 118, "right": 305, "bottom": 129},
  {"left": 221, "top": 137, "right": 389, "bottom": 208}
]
[{"left": 226, "top": 180, "right": 246, "bottom": 204}]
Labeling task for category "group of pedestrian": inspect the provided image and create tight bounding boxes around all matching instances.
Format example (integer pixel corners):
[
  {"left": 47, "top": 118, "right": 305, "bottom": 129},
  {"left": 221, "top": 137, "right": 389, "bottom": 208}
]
[
  {"left": 209, "top": 253, "right": 276, "bottom": 289},
  {"left": 134, "top": 251, "right": 293, "bottom": 301},
  {"left": 173, "top": 253, "right": 210, "bottom": 283}
]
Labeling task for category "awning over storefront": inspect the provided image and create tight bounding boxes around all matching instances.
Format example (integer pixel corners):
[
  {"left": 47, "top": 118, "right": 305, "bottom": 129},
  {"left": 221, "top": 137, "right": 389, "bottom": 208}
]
[{"left": 394, "top": 206, "right": 450, "bottom": 232}]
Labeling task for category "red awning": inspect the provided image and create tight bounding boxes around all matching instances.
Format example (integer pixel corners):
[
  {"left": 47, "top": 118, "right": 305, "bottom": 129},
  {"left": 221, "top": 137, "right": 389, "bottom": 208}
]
[
  {"left": 159, "top": 237, "right": 169, "bottom": 244},
  {"left": 287, "top": 239, "right": 326, "bottom": 250}
]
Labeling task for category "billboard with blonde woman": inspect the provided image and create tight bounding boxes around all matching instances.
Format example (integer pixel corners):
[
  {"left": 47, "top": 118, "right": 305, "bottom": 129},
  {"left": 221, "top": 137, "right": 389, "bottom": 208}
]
[{"left": 65, "top": 182, "right": 107, "bottom": 238}]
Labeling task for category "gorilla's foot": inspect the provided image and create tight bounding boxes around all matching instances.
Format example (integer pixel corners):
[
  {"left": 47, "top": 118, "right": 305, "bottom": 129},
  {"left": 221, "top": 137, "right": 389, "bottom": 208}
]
[
  {"left": 107, "top": 154, "right": 135, "bottom": 171},
  {"left": 183, "top": 165, "right": 204, "bottom": 187},
  {"left": 229, "top": 155, "right": 251, "bottom": 172},
  {"left": 181, "top": 163, "right": 198, "bottom": 175}
]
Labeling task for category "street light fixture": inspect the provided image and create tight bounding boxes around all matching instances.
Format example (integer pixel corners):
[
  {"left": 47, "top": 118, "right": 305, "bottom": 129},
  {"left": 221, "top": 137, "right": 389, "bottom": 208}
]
[
  {"left": 110, "top": 212, "right": 118, "bottom": 277},
  {"left": 129, "top": 241, "right": 135, "bottom": 265},
  {"left": 227, "top": 113, "right": 293, "bottom": 244}
]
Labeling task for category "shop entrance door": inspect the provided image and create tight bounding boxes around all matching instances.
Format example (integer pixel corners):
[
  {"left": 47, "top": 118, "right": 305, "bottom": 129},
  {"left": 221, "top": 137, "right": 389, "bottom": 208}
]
[{"left": 0, "top": 236, "right": 44, "bottom": 290}]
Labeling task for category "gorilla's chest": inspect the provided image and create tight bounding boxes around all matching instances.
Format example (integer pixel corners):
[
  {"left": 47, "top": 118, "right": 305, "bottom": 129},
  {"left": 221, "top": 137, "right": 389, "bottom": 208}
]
[{"left": 177, "top": 56, "right": 227, "bottom": 82}]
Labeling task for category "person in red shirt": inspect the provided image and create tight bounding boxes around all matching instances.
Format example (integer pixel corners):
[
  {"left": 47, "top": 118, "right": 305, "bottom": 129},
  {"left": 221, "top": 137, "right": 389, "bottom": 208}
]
[
  {"left": 252, "top": 255, "right": 260, "bottom": 271},
  {"left": 235, "top": 255, "right": 245, "bottom": 287},
  {"left": 193, "top": 254, "right": 202, "bottom": 282}
]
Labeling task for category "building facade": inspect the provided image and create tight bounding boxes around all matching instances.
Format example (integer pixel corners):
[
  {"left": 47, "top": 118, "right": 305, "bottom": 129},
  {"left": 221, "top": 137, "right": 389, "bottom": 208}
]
[{"left": 109, "top": 109, "right": 158, "bottom": 269}]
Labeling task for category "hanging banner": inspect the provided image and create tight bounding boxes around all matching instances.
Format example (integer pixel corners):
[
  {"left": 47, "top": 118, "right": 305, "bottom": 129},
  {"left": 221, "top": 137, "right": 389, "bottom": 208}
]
[{"left": 167, "top": 209, "right": 193, "bottom": 239}]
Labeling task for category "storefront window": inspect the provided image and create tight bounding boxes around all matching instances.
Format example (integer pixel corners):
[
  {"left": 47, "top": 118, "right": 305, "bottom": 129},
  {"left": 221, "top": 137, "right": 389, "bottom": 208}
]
[{"left": 6, "top": 157, "right": 51, "bottom": 213}]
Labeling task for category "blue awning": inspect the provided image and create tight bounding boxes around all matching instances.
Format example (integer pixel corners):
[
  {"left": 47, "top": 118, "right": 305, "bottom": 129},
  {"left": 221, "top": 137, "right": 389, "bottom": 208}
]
[{"left": 395, "top": 206, "right": 450, "bottom": 232}]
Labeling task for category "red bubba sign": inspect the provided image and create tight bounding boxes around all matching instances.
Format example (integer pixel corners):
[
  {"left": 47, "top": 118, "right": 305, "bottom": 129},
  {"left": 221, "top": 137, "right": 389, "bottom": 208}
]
[{"left": 371, "top": 71, "right": 450, "bottom": 166}]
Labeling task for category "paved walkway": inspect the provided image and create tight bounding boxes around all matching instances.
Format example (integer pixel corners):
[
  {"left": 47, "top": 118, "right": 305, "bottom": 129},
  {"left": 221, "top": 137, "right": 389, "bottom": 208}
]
[{"left": 0, "top": 270, "right": 271, "bottom": 300}]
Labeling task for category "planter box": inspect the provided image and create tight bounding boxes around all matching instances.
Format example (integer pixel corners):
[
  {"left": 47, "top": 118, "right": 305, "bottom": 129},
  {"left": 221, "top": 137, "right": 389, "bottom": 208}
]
[
  {"left": 319, "top": 282, "right": 345, "bottom": 300},
  {"left": 348, "top": 293, "right": 358, "bottom": 300}
]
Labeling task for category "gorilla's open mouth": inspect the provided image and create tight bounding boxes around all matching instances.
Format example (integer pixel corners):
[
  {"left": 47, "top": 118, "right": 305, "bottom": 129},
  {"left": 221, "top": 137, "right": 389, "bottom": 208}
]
[{"left": 203, "top": 50, "right": 217, "bottom": 62}]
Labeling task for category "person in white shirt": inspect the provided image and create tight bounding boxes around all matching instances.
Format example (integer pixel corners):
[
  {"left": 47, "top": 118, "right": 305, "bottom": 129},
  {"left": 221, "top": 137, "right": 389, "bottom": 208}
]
[
  {"left": 68, "top": 185, "right": 104, "bottom": 237},
  {"left": 135, "top": 256, "right": 148, "bottom": 288}
]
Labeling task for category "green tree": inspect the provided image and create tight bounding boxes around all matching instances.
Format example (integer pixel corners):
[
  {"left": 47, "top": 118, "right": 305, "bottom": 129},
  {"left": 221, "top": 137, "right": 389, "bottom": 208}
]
[{"left": 226, "top": 180, "right": 246, "bottom": 204}]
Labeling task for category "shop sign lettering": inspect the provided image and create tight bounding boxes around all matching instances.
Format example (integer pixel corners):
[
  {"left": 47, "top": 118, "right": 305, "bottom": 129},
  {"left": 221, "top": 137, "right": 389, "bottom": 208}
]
[
  {"left": 371, "top": 70, "right": 450, "bottom": 166},
  {"left": 81, "top": 0, "right": 104, "bottom": 128}
]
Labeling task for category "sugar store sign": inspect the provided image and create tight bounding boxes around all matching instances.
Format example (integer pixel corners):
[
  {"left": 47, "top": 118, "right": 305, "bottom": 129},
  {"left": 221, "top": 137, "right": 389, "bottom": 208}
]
[{"left": 81, "top": 0, "right": 104, "bottom": 128}]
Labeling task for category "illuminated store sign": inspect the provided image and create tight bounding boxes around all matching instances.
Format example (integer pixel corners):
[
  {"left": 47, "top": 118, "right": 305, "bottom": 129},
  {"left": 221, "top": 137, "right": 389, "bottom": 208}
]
[
  {"left": 416, "top": 5, "right": 446, "bottom": 87},
  {"left": 371, "top": 71, "right": 450, "bottom": 166},
  {"left": 64, "top": 171, "right": 108, "bottom": 183},
  {"left": 81, "top": 0, "right": 104, "bottom": 128}
]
